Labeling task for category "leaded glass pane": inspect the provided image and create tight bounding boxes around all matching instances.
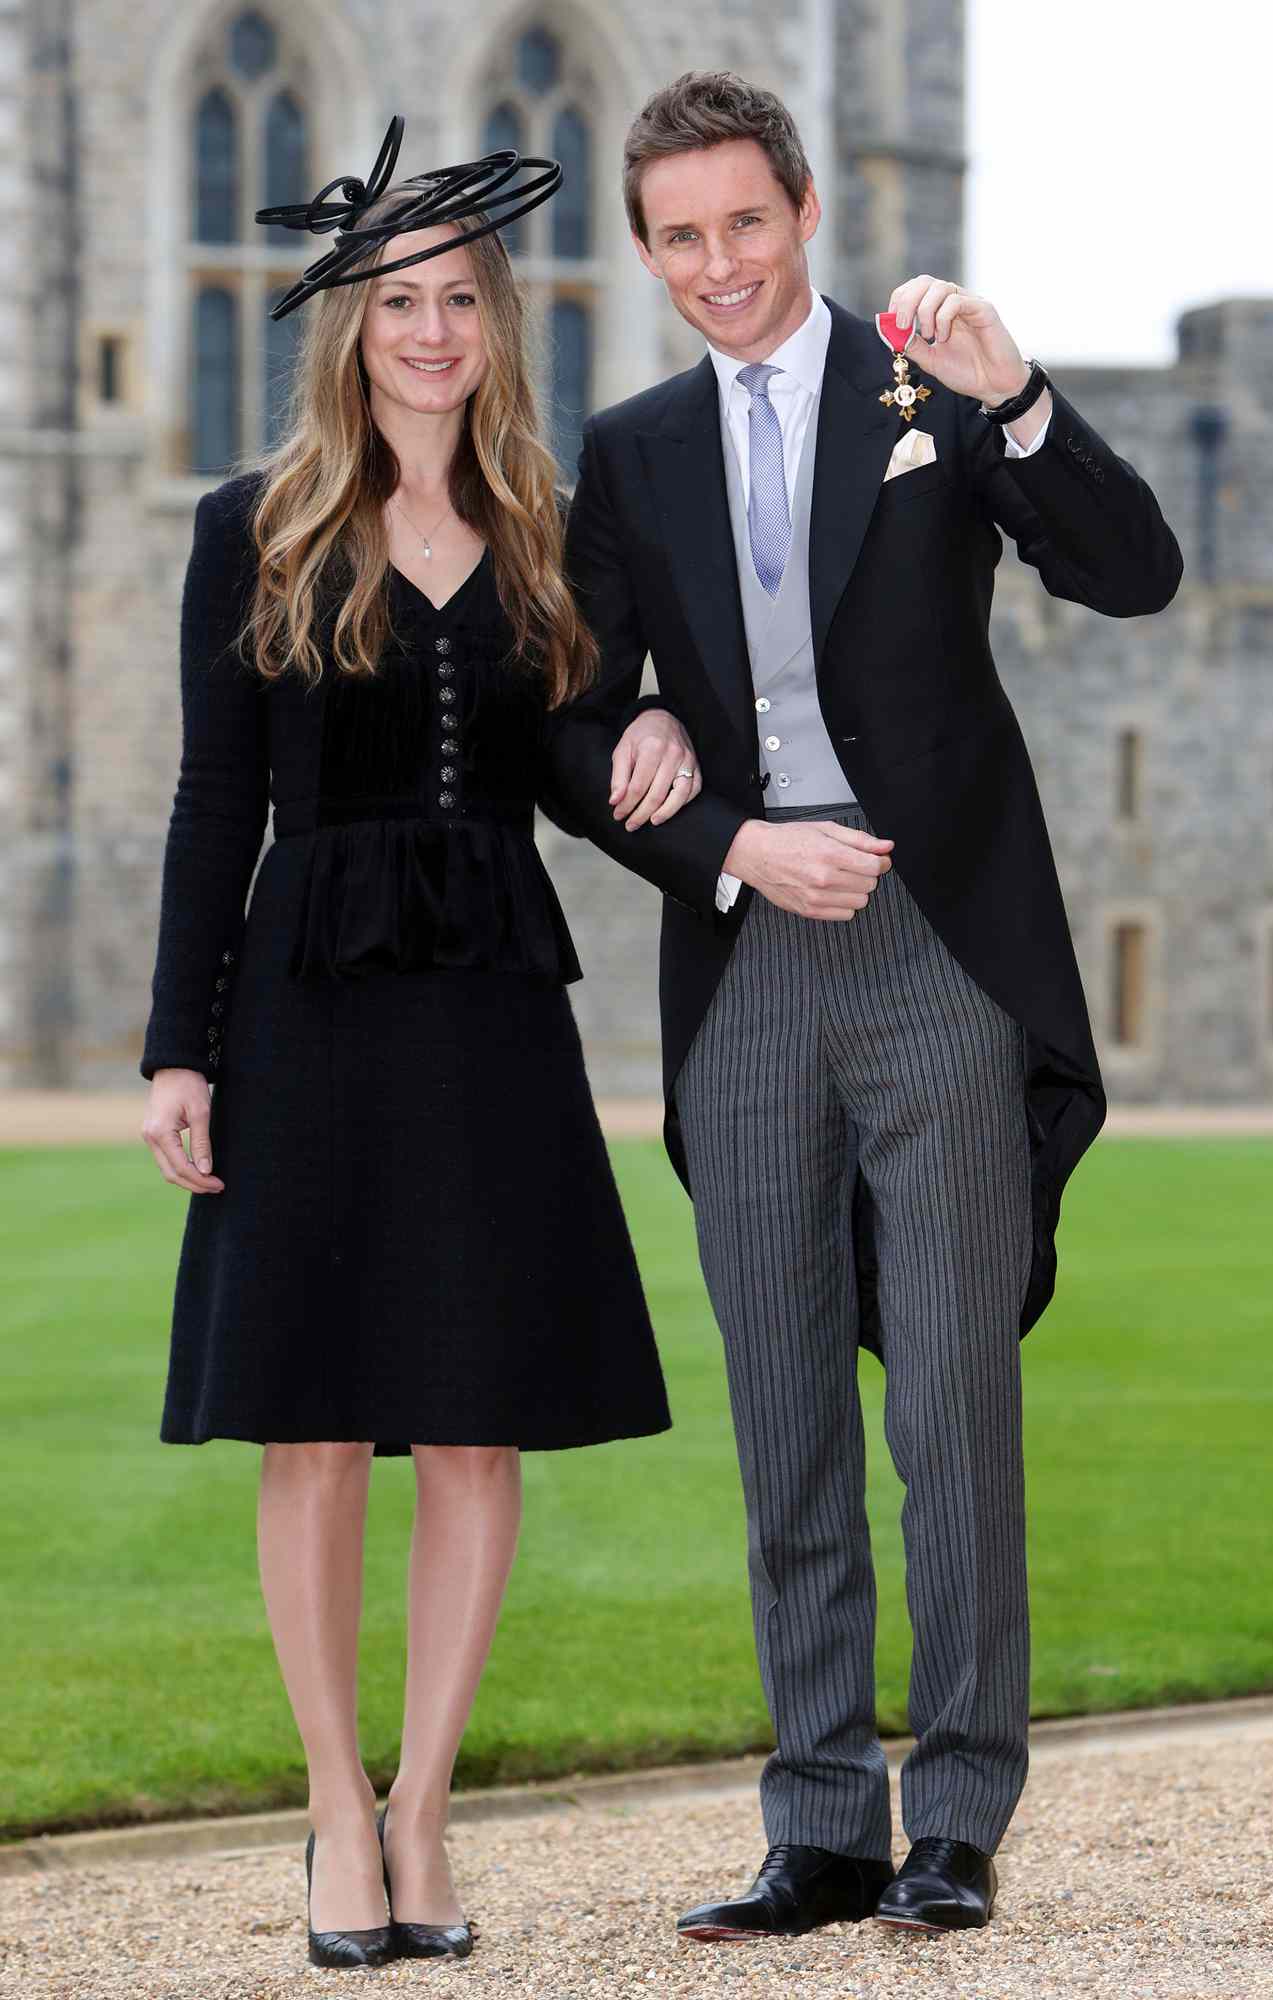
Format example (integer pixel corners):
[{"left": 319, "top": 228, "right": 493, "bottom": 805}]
[
  {"left": 264, "top": 289, "right": 303, "bottom": 445},
  {"left": 517, "top": 26, "right": 560, "bottom": 94},
  {"left": 551, "top": 106, "right": 590, "bottom": 260},
  {"left": 482, "top": 103, "right": 526, "bottom": 256},
  {"left": 192, "top": 286, "right": 240, "bottom": 473},
  {"left": 195, "top": 88, "right": 238, "bottom": 243},
  {"left": 549, "top": 297, "right": 591, "bottom": 479},
  {"left": 230, "top": 10, "right": 277, "bottom": 80},
  {"left": 264, "top": 91, "right": 307, "bottom": 244}
]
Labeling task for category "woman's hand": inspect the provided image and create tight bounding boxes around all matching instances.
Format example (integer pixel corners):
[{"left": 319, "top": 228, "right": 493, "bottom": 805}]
[
  {"left": 141, "top": 1070, "right": 226, "bottom": 1193},
  {"left": 609, "top": 708, "right": 703, "bottom": 831}
]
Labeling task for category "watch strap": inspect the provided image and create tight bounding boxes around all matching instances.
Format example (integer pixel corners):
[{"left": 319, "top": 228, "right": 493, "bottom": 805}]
[{"left": 980, "top": 359, "right": 1051, "bottom": 426}]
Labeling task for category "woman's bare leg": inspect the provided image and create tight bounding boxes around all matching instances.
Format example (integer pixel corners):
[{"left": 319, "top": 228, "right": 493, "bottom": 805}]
[
  {"left": 384, "top": 1444, "right": 522, "bottom": 1923},
  {"left": 257, "top": 1441, "right": 385, "bottom": 1931}
]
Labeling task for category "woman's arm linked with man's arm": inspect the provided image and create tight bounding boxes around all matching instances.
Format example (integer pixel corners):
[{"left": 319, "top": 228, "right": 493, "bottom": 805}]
[{"left": 539, "top": 422, "right": 748, "bottom": 918}]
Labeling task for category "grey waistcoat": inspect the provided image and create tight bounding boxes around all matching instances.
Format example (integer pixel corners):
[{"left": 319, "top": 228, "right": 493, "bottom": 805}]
[{"left": 722, "top": 392, "right": 856, "bottom": 811}]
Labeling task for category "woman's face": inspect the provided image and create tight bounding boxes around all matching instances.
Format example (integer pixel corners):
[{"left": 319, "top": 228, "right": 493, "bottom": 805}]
[{"left": 359, "top": 226, "right": 489, "bottom": 420}]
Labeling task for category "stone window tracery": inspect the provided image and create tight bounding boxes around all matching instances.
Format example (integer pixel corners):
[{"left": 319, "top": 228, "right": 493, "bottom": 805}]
[
  {"left": 185, "top": 9, "right": 311, "bottom": 471},
  {"left": 481, "top": 26, "right": 596, "bottom": 477}
]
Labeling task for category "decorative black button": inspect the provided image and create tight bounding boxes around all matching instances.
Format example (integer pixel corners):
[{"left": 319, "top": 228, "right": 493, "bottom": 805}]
[
  {"left": 441, "top": 738, "right": 460, "bottom": 755},
  {"left": 435, "top": 636, "right": 452, "bottom": 655},
  {"left": 211, "top": 1001, "right": 224, "bottom": 1017},
  {"left": 207, "top": 1026, "right": 221, "bottom": 1042},
  {"left": 437, "top": 663, "right": 455, "bottom": 680},
  {"left": 1067, "top": 436, "right": 1081, "bottom": 453},
  {"left": 440, "top": 765, "right": 458, "bottom": 783},
  {"left": 215, "top": 976, "right": 228, "bottom": 992},
  {"left": 208, "top": 1050, "right": 220, "bottom": 1069},
  {"left": 438, "top": 791, "right": 456, "bottom": 809},
  {"left": 438, "top": 688, "right": 456, "bottom": 706},
  {"left": 222, "top": 949, "right": 235, "bottom": 965}
]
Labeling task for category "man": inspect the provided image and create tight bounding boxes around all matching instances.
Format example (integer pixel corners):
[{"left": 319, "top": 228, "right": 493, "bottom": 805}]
[{"left": 546, "top": 72, "right": 1181, "bottom": 1940}]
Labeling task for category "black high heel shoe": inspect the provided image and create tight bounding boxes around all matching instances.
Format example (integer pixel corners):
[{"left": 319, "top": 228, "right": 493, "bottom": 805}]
[
  {"left": 377, "top": 1806, "right": 474, "bottom": 1960},
  {"left": 304, "top": 1828, "right": 397, "bottom": 1969}
]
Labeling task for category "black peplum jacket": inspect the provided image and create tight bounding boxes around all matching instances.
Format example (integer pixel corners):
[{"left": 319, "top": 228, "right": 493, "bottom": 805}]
[{"left": 141, "top": 473, "right": 582, "bottom": 1082}]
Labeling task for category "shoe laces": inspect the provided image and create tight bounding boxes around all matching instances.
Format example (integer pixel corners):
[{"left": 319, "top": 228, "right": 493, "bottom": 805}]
[
  {"left": 757, "top": 1844, "right": 805, "bottom": 1879},
  {"left": 907, "top": 1838, "right": 964, "bottom": 1870}
]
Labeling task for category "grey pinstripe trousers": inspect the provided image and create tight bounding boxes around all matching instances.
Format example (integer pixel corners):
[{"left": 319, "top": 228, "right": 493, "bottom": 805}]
[{"left": 677, "top": 803, "right": 1034, "bottom": 1861}]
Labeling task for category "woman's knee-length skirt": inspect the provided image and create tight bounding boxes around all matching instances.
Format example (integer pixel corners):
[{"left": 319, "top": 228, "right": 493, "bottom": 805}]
[{"left": 160, "top": 836, "right": 671, "bottom": 1454}]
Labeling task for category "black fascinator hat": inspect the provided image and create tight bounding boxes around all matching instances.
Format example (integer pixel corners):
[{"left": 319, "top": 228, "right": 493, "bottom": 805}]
[{"left": 256, "top": 114, "right": 563, "bottom": 320}]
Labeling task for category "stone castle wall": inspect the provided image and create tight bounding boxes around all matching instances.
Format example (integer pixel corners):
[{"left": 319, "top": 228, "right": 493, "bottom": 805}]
[{"left": 2, "top": 0, "right": 1270, "bottom": 1106}]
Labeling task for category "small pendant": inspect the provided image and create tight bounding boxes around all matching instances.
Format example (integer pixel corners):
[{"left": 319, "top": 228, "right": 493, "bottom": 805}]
[
  {"left": 875, "top": 312, "right": 933, "bottom": 424},
  {"left": 421, "top": 539, "right": 432, "bottom": 559}
]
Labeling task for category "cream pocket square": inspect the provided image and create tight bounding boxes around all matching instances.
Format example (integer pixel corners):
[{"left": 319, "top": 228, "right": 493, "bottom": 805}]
[{"left": 883, "top": 428, "right": 937, "bottom": 482}]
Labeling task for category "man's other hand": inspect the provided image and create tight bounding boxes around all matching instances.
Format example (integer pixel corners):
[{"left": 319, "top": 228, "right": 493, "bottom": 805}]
[{"left": 723, "top": 818, "right": 894, "bottom": 920}]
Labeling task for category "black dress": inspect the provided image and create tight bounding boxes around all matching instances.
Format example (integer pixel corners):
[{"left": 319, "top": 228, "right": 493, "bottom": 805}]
[{"left": 142, "top": 474, "right": 670, "bottom": 1455}]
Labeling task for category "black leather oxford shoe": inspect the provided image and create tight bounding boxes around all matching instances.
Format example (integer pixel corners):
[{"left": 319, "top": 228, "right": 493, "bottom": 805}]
[
  {"left": 873, "top": 1837, "right": 997, "bottom": 1933},
  {"left": 677, "top": 1844, "right": 894, "bottom": 1942}
]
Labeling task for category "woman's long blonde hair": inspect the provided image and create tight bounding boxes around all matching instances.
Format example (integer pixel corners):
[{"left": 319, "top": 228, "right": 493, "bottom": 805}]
[{"left": 240, "top": 190, "right": 598, "bottom": 706}]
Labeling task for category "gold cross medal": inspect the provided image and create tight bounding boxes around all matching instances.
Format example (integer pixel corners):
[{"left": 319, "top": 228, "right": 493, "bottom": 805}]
[{"left": 875, "top": 311, "right": 933, "bottom": 423}]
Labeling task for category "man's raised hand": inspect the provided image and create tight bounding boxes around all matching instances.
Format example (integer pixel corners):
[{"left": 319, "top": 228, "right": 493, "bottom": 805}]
[{"left": 887, "top": 274, "right": 1033, "bottom": 410}]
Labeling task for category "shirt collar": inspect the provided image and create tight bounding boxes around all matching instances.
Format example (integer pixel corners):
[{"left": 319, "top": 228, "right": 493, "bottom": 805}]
[{"left": 707, "top": 291, "right": 832, "bottom": 405}]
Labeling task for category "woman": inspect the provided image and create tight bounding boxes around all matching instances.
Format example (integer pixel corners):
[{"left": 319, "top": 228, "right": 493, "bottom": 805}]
[{"left": 140, "top": 126, "right": 700, "bottom": 1970}]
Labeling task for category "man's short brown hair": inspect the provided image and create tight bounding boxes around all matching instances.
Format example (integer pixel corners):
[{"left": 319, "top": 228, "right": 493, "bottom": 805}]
[{"left": 623, "top": 71, "right": 813, "bottom": 245}]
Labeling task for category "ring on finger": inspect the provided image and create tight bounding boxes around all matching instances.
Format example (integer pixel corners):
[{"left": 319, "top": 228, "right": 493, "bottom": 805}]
[{"left": 672, "top": 766, "right": 695, "bottom": 784}]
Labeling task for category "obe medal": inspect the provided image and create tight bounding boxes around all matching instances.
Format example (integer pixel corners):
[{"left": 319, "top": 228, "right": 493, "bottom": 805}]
[{"left": 875, "top": 311, "right": 932, "bottom": 423}]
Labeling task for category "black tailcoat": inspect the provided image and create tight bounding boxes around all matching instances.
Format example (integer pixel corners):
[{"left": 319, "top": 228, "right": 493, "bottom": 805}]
[{"left": 544, "top": 299, "right": 1183, "bottom": 1344}]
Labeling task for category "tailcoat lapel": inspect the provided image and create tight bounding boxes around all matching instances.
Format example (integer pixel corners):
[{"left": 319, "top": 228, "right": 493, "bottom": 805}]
[
  {"left": 810, "top": 302, "right": 907, "bottom": 667},
  {"left": 637, "top": 358, "right": 753, "bottom": 752}
]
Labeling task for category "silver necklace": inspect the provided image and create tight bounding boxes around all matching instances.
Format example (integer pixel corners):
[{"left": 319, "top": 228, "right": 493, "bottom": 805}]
[{"left": 392, "top": 495, "right": 452, "bottom": 560}]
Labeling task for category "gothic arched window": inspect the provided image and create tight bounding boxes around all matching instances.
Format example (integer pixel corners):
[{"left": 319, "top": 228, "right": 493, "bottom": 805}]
[
  {"left": 195, "top": 89, "right": 238, "bottom": 243},
  {"left": 551, "top": 105, "right": 590, "bottom": 261},
  {"left": 479, "top": 26, "right": 598, "bottom": 477},
  {"left": 183, "top": 10, "right": 312, "bottom": 473},
  {"left": 481, "top": 103, "right": 527, "bottom": 258},
  {"left": 264, "top": 91, "right": 308, "bottom": 243},
  {"left": 549, "top": 297, "right": 591, "bottom": 482},
  {"left": 193, "top": 287, "right": 240, "bottom": 471}
]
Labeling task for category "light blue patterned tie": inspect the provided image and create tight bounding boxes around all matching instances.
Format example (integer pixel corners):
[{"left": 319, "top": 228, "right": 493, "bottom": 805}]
[{"left": 738, "top": 361, "right": 791, "bottom": 598}]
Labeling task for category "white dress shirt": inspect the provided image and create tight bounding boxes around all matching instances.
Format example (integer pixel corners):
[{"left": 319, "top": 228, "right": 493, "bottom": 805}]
[{"left": 708, "top": 293, "right": 1051, "bottom": 910}]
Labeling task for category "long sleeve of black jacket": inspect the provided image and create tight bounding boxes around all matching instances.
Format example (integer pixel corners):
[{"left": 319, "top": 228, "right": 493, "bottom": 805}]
[
  {"left": 540, "top": 422, "right": 746, "bottom": 918},
  {"left": 969, "top": 382, "right": 1184, "bottom": 617},
  {"left": 141, "top": 482, "right": 270, "bottom": 1081}
]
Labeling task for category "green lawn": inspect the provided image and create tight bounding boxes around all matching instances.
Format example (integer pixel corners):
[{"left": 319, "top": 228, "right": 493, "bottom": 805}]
[{"left": 3, "top": 1138, "right": 1271, "bottom": 1841}]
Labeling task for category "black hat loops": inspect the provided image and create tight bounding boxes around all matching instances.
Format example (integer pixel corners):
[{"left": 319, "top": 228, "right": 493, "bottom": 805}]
[{"left": 256, "top": 114, "right": 563, "bottom": 319}]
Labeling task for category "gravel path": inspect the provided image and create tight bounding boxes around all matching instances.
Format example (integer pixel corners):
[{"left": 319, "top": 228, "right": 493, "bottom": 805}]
[{"left": 3, "top": 1724, "right": 1269, "bottom": 2000}]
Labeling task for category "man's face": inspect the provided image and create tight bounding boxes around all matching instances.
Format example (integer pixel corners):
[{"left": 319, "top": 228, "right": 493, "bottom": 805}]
[{"left": 633, "top": 138, "right": 821, "bottom": 362}]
